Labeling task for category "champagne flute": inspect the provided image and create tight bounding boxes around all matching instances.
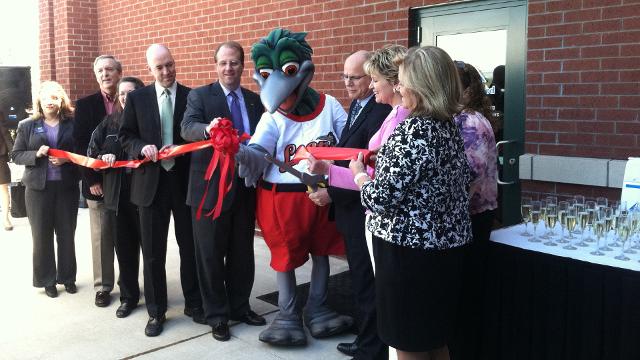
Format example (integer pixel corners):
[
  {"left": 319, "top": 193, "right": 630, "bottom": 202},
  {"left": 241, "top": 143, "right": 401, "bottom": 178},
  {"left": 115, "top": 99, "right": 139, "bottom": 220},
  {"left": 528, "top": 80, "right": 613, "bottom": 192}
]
[
  {"left": 596, "top": 197, "right": 608, "bottom": 210},
  {"left": 629, "top": 211, "right": 640, "bottom": 252},
  {"left": 539, "top": 199, "right": 549, "bottom": 239},
  {"left": 545, "top": 196, "right": 558, "bottom": 237},
  {"left": 591, "top": 211, "right": 606, "bottom": 256},
  {"left": 529, "top": 201, "right": 542, "bottom": 242},
  {"left": 563, "top": 206, "right": 578, "bottom": 250},
  {"left": 576, "top": 209, "right": 590, "bottom": 247},
  {"left": 584, "top": 200, "right": 597, "bottom": 242},
  {"left": 557, "top": 201, "right": 570, "bottom": 244},
  {"left": 600, "top": 207, "right": 613, "bottom": 251},
  {"left": 609, "top": 208, "right": 622, "bottom": 248},
  {"left": 614, "top": 215, "right": 631, "bottom": 261},
  {"left": 573, "top": 195, "right": 585, "bottom": 234},
  {"left": 520, "top": 196, "right": 533, "bottom": 236},
  {"left": 544, "top": 204, "right": 558, "bottom": 246}
]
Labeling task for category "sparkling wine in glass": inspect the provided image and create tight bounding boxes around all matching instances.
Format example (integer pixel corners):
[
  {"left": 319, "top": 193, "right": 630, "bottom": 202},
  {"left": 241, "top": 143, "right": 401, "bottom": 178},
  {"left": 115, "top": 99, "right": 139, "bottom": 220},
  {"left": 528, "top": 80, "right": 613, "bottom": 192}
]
[
  {"left": 563, "top": 206, "right": 578, "bottom": 250},
  {"left": 521, "top": 196, "right": 533, "bottom": 237},
  {"left": 584, "top": 200, "right": 597, "bottom": 242},
  {"left": 544, "top": 205, "right": 558, "bottom": 246},
  {"left": 576, "top": 210, "right": 589, "bottom": 247},
  {"left": 545, "top": 196, "right": 558, "bottom": 237},
  {"left": 529, "top": 201, "right": 542, "bottom": 242},
  {"left": 557, "top": 201, "right": 570, "bottom": 244},
  {"left": 600, "top": 207, "right": 613, "bottom": 251},
  {"left": 614, "top": 215, "right": 631, "bottom": 261},
  {"left": 591, "top": 219, "right": 605, "bottom": 256}
]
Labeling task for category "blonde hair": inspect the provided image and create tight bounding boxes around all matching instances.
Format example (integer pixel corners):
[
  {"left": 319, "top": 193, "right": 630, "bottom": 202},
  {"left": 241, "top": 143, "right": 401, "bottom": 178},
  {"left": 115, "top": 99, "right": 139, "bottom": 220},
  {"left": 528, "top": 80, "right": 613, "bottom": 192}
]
[
  {"left": 363, "top": 44, "right": 407, "bottom": 85},
  {"left": 395, "top": 46, "right": 463, "bottom": 121},
  {"left": 32, "top": 81, "right": 74, "bottom": 120}
]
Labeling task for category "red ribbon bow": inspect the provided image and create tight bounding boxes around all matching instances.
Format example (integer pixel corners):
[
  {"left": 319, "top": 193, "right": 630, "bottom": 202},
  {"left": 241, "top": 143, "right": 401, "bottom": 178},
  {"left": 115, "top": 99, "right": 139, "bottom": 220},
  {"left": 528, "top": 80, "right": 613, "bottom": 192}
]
[{"left": 196, "top": 118, "right": 251, "bottom": 220}]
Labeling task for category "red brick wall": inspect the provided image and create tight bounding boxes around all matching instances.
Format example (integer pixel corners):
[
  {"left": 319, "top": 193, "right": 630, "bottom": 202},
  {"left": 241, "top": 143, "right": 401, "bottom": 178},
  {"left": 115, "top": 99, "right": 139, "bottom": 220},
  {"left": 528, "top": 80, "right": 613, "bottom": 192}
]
[
  {"left": 40, "top": 0, "right": 456, "bottom": 104},
  {"left": 526, "top": 0, "right": 640, "bottom": 161},
  {"left": 39, "top": 0, "right": 100, "bottom": 101}
]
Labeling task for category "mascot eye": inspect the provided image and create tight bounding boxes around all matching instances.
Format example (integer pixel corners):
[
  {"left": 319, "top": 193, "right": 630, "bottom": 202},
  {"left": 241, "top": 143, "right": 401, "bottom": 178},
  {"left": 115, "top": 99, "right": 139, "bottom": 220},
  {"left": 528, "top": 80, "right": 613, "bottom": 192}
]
[
  {"left": 281, "top": 62, "right": 299, "bottom": 76},
  {"left": 259, "top": 69, "right": 273, "bottom": 79}
]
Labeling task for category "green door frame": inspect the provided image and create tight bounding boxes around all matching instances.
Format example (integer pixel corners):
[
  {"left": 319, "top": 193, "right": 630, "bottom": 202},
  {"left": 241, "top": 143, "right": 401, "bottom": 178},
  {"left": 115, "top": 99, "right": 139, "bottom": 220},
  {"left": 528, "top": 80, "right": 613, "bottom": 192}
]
[{"left": 410, "top": 0, "right": 527, "bottom": 226}]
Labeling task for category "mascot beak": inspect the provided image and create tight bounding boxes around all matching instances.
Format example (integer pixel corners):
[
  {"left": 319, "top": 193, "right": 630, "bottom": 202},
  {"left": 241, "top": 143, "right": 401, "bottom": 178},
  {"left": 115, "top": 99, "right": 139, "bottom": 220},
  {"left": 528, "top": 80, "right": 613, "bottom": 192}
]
[{"left": 253, "top": 60, "right": 315, "bottom": 114}]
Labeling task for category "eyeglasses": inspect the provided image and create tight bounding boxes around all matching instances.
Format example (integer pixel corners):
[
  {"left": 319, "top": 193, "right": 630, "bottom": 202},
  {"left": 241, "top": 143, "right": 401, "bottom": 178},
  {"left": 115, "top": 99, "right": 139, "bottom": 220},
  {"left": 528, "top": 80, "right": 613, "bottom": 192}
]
[
  {"left": 340, "top": 74, "right": 368, "bottom": 82},
  {"left": 454, "top": 60, "right": 466, "bottom": 69},
  {"left": 217, "top": 60, "right": 241, "bottom": 68}
]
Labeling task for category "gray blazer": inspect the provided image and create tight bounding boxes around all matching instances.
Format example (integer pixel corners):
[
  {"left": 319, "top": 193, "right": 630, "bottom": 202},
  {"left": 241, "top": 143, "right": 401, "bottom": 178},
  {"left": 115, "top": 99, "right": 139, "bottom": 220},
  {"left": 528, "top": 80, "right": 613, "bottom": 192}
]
[{"left": 10, "top": 117, "right": 79, "bottom": 190}]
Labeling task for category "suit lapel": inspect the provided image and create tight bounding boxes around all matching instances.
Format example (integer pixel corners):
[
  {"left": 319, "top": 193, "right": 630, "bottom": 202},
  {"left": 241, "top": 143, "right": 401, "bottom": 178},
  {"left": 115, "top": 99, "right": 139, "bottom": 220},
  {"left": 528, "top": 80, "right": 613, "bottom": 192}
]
[
  {"left": 32, "top": 119, "right": 48, "bottom": 146},
  {"left": 174, "top": 83, "right": 188, "bottom": 124},
  {"left": 57, "top": 118, "right": 71, "bottom": 146},
  {"left": 91, "top": 92, "right": 106, "bottom": 120},
  {"left": 211, "top": 82, "right": 233, "bottom": 122},
  {"left": 146, "top": 85, "right": 162, "bottom": 131},
  {"left": 339, "top": 99, "right": 374, "bottom": 146}
]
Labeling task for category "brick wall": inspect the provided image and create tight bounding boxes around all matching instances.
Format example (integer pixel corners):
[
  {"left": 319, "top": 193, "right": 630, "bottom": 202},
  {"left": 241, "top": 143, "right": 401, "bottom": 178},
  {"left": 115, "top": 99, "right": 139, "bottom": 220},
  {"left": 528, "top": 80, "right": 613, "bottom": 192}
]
[
  {"left": 524, "top": 0, "right": 640, "bottom": 201},
  {"left": 39, "top": 0, "right": 100, "bottom": 100},
  {"left": 526, "top": 0, "right": 640, "bottom": 160},
  {"left": 40, "top": 0, "right": 452, "bottom": 104}
]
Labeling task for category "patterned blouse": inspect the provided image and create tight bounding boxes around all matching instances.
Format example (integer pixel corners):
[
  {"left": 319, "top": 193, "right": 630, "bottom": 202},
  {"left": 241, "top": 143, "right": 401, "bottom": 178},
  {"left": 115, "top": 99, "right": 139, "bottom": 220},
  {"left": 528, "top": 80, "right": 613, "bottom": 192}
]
[
  {"left": 454, "top": 110, "right": 498, "bottom": 215},
  {"left": 360, "top": 115, "right": 472, "bottom": 250}
]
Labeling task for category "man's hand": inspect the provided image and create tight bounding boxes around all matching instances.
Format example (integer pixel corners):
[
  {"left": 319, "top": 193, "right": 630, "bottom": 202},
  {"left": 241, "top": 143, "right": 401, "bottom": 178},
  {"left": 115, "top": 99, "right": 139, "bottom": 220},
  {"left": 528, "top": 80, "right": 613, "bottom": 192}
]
[
  {"left": 100, "top": 153, "right": 116, "bottom": 167},
  {"left": 307, "top": 154, "right": 331, "bottom": 175},
  {"left": 89, "top": 183, "right": 103, "bottom": 197},
  {"left": 141, "top": 144, "right": 158, "bottom": 162},
  {"left": 36, "top": 145, "right": 49, "bottom": 158},
  {"left": 48, "top": 156, "right": 68, "bottom": 166},
  {"left": 308, "top": 188, "right": 332, "bottom": 207},
  {"left": 205, "top": 117, "right": 222, "bottom": 134}
]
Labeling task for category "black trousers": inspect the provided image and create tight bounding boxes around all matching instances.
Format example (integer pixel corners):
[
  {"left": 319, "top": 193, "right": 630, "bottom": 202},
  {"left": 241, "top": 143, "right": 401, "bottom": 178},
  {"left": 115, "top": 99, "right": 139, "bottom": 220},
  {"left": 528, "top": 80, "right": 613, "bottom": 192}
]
[
  {"left": 344, "top": 232, "right": 388, "bottom": 360},
  {"left": 191, "top": 180, "right": 256, "bottom": 325},
  {"left": 25, "top": 181, "right": 78, "bottom": 287},
  {"left": 103, "top": 186, "right": 141, "bottom": 303},
  {"left": 138, "top": 170, "right": 201, "bottom": 317}
]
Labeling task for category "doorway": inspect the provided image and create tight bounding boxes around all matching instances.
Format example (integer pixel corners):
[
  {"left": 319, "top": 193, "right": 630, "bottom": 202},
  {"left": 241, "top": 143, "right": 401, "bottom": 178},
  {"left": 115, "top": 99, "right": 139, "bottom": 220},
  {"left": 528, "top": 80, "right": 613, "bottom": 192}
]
[{"left": 411, "top": 0, "right": 527, "bottom": 226}]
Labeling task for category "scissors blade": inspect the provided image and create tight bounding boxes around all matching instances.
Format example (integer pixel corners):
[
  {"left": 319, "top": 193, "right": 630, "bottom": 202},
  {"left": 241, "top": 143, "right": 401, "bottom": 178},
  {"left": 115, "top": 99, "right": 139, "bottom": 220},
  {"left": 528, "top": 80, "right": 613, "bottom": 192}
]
[{"left": 263, "top": 154, "right": 325, "bottom": 190}]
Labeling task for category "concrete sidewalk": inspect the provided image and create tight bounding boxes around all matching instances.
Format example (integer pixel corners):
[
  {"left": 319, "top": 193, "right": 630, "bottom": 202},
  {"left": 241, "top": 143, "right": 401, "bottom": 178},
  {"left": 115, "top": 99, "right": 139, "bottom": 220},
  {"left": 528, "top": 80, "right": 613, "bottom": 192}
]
[{"left": 0, "top": 207, "right": 354, "bottom": 359}]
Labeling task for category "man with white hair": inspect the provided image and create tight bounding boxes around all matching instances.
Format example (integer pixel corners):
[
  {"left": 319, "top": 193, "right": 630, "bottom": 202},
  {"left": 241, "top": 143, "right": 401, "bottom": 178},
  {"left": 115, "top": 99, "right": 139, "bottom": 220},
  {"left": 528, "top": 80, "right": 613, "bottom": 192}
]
[{"left": 120, "top": 44, "right": 203, "bottom": 337}]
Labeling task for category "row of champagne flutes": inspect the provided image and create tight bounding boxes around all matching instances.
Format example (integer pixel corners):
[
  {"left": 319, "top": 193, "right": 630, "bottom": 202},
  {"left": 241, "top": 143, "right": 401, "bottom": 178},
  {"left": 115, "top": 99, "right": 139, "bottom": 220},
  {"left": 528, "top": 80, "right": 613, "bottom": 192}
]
[{"left": 520, "top": 196, "right": 640, "bottom": 261}]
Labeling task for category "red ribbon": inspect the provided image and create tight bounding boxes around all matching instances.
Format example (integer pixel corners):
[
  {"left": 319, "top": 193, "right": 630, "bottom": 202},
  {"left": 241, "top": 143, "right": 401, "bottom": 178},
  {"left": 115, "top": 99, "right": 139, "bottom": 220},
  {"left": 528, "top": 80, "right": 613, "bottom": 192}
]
[
  {"left": 291, "top": 145, "right": 375, "bottom": 167},
  {"left": 47, "top": 118, "right": 249, "bottom": 221},
  {"left": 196, "top": 119, "right": 250, "bottom": 220}
]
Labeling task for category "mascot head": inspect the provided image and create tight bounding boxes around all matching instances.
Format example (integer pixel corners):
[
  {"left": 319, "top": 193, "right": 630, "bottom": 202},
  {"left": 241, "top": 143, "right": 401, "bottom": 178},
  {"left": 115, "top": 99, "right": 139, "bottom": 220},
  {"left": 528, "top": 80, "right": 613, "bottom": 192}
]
[{"left": 251, "top": 28, "right": 317, "bottom": 115}]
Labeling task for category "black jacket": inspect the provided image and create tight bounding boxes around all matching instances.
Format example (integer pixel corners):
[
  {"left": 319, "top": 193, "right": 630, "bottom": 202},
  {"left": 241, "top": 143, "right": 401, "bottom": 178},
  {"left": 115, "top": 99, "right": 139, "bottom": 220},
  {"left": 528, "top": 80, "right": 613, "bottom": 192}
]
[
  {"left": 11, "top": 117, "right": 79, "bottom": 190},
  {"left": 328, "top": 99, "right": 390, "bottom": 238},
  {"left": 119, "top": 83, "right": 191, "bottom": 207},
  {"left": 180, "top": 82, "right": 263, "bottom": 210}
]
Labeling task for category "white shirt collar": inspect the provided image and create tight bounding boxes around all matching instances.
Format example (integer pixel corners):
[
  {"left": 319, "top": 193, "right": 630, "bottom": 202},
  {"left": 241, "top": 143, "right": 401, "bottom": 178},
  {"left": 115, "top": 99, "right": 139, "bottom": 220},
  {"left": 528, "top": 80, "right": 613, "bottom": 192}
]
[
  {"left": 154, "top": 81, "right": 178, "bottom": 98},
  {"left": 358, "top": 94, "right": 374, "bottom": 108},
  {"left": 220, "top": 83, "right": 242, "bottom": 99}
]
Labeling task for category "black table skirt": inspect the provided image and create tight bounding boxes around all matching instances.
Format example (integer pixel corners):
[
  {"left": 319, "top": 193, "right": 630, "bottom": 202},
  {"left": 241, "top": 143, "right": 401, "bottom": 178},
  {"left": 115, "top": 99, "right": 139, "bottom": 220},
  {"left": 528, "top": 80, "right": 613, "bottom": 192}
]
[{"left": 463, "top": 242, "right": 640, "bottom": 360}]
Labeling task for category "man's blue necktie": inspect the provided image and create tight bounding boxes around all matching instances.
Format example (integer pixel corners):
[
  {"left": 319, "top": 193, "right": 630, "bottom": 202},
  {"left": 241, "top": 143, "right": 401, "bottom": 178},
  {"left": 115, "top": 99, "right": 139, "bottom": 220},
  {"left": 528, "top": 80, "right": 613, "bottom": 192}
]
[{"left": 228, "top": 91, "right": 245, "bottom": 135}]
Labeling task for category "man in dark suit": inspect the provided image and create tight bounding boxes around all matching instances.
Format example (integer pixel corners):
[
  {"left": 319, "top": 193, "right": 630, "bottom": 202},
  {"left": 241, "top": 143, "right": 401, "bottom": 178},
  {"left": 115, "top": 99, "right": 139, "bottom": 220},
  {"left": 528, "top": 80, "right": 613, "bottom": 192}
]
[
  {"left": 309, "top": 50, "right": 390, "bottom": 360},
  {"left": 181, "top": 41, "right": 266, "bottom": 342},
  {"left": 73, "top": 55, "right": 122, "bottom": 307},
  {"left": 119, "top": 44, "right": 203, "bottom": 337}
]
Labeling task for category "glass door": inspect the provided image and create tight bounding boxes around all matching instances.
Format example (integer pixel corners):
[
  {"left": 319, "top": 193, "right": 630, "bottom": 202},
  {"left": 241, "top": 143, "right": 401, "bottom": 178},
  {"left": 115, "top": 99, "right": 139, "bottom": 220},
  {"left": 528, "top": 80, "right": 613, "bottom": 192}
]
[{"left": 412, "top": 0, "right": 527, "bottom": 226}]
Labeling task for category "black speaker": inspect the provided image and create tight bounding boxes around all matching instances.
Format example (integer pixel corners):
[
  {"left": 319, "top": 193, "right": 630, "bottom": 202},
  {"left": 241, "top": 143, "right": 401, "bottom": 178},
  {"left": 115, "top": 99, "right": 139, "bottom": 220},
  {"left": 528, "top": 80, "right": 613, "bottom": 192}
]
[{"left": 0, "top": 66, "right": 32, "bottom": 129}]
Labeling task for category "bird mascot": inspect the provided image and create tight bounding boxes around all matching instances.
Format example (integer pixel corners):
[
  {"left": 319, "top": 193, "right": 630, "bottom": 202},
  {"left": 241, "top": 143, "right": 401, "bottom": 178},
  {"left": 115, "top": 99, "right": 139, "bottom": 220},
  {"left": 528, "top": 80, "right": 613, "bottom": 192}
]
[{"left": 235, "top": 28, "right": 353, "bottom": 346}]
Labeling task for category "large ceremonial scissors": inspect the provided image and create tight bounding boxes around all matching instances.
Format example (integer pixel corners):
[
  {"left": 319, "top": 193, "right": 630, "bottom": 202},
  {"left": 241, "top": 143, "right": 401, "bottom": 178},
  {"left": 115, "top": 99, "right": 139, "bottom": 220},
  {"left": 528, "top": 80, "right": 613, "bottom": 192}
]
[{"left": 264, "top": 154, "right": 327, "bottom": 192}]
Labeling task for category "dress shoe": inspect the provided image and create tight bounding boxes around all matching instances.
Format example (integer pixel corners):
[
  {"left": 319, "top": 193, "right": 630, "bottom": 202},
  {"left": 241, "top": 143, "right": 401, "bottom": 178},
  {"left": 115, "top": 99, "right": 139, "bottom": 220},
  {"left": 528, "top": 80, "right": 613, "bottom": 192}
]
[
  {"left": 231, "top": 310, "right": 266, "bottom": 326},
  {"left": 95, "top": 291, "right": 111, "bottom": 307},
  {"left": 4, "top": 225, "right": 13, "bottom": 231},
  {"left": 116, "top": 301, "right": 137, "bottom": 318},
  {"left": 44, "top": 285, "right": 58, "bottom": 298},
  {"left": 145, "top": 315, "right": 166, "bottom": 337},
  {"left": 337, "top": 341, "right": 358, "bottom": 357},
  {"left": 184, "top": 306, "right": 206, "bottom": 325},
  {"left": 64, "top": 283, "right": 77, "bottom": 294},
  {"left": 211, "top": 322, "right": 230, "bottom": 341}
]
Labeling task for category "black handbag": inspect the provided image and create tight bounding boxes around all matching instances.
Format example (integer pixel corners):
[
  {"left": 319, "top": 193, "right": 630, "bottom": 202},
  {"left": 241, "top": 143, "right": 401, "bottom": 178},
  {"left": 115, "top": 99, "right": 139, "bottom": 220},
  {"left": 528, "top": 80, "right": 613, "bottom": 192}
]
[{"left": 9, "top": 182, "right": 26, "bottom": 218}]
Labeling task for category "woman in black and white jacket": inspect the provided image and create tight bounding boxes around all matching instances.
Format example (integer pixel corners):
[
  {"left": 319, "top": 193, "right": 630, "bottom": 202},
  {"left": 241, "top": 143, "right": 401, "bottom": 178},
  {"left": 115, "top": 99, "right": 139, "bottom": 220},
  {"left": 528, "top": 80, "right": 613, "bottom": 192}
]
[{"left": 350, "top": 46, "right": 472, "bottom": 360}]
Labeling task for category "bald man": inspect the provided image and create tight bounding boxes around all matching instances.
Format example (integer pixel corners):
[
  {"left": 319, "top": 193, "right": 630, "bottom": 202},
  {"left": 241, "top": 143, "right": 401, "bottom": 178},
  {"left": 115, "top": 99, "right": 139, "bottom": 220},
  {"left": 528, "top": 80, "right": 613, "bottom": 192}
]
[{"left": 120, "top": 44, "right": 203, "bottom": 337}]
